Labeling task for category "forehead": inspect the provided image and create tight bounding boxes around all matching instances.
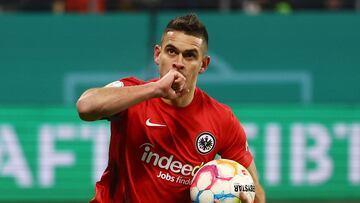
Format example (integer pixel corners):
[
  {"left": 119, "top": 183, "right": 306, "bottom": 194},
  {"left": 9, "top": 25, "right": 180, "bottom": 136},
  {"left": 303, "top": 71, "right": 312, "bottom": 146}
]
[{"left": 162, "top": 31, "right": 205, "bottom": 51}]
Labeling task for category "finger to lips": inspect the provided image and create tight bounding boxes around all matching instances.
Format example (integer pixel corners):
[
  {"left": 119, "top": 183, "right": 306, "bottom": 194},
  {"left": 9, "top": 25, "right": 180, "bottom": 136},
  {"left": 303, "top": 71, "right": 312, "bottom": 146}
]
[{"left": 173, "top": 76, "right": 185, "bottom": 91}]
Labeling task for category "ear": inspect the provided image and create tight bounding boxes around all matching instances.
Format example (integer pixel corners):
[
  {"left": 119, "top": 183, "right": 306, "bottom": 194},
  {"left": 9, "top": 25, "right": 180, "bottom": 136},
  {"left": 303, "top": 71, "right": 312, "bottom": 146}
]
[
  {"left": 199, "top": 56, "right": 210, "bottom": 74},
  {"left": 154, "top": 45, "right": 161, "bottom": 65}
]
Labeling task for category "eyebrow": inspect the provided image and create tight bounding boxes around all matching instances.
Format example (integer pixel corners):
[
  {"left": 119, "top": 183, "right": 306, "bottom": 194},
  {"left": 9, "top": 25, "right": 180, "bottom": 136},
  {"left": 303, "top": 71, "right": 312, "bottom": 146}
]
[
  {"left": 164, "top": 44, "right": 199, "bottom": 55},
  {"left": 164, "top": 44, "right": 178, "bottom": 51}
]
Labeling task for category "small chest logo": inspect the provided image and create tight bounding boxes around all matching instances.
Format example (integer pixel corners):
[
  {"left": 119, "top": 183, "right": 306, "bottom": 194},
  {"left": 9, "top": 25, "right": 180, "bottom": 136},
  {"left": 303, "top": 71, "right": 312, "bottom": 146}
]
[{"left": 195, "top": 132, "right": 216, "bottom": 155}]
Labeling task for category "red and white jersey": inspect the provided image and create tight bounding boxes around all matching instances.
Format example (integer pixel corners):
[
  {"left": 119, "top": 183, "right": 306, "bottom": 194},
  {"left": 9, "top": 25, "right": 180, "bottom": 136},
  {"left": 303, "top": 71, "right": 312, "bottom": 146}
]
[{"left": 90, "top": 77, "right": 253, "bottom": 203}]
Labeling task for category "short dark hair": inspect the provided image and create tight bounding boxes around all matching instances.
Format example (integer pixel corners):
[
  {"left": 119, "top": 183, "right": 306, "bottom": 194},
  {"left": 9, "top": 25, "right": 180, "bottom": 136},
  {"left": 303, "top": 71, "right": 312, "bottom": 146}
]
[{"left": 163, "top": 14, "right": 208, "bottom": 47}]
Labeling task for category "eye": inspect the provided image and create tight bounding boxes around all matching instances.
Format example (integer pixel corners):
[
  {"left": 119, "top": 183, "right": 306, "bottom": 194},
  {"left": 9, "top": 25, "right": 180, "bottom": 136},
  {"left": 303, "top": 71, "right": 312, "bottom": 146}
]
[
  {"left": 166, "top": 48, "right": 177, "bottom": 56},
  {"left": 183, "top": 52, "right": 196, "bottom": 60}
]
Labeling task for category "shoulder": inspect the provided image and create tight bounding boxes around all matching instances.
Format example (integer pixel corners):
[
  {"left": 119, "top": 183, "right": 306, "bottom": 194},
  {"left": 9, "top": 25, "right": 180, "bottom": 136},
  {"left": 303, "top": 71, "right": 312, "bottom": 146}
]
[
  {"left": 108, "top": 77, "right": 158, "bottom": 87},
  {"left": 197, "top": 88, "right": 232, "bottom": 115},
  {"left": 120, "top": 77, "right": 146, "bottom": 86},
  {"left": 197, "top": 89, "right": 239, "bottom": 132}
]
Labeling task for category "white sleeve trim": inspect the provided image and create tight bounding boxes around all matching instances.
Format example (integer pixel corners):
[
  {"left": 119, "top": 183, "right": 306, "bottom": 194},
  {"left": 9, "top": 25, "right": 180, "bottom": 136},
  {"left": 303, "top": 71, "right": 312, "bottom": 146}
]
[{"left": 104, "top": 80, "right": 124, "bottom": 88}]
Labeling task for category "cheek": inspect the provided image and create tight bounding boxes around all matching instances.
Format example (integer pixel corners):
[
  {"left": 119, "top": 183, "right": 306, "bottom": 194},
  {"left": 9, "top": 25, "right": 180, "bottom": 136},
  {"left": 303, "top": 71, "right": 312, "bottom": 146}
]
[
  {"left": 190, "top": 62, "right": 202, "bottom": 72},
  {"left": 159, "top": 55, "right": 172, "bottom": 66},
  {"left": 187, "top": 64, "right": 201, "bottom": 77},
  {"left": 158, "top": 58, "right": 171, "bottom": 76}
]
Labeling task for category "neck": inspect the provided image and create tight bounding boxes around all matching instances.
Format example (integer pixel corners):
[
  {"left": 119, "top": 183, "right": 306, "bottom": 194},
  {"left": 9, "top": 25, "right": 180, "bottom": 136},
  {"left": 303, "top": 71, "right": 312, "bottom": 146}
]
[{"left": 161, "top": 87, "right": 196, "bottom": 107}]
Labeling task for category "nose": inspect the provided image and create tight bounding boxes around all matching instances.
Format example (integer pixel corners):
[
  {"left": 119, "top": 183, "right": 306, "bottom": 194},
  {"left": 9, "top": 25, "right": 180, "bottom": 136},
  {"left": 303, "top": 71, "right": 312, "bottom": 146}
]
[
  {"left": 172, "top": 55, "right": 185, "bottom": 70},
  {"left": 172, "top": 63, "right": 184, "bottom": 70}
]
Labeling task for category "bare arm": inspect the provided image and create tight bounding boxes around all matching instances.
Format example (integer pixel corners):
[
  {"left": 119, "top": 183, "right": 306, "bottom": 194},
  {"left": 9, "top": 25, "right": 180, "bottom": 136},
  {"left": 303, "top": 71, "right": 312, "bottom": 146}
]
[
  {"left": 76, "top": 69, "right": 187, "bottom": 121},
  {"left": 247, "top": 160, "right": 266, "bottom": 203}
]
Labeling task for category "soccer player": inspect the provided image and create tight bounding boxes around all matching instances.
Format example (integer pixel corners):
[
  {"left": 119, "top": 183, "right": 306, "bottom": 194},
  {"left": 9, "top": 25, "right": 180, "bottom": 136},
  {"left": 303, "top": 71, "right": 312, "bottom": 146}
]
[{"left": 77, "top": 14, "right": 265, "bottom": 203}]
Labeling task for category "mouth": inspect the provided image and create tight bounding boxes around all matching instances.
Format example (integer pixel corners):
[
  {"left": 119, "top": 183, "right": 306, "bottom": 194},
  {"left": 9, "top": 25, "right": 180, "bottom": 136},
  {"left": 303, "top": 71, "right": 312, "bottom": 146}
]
[
  {"left": 171, "top": 84, "right": 180, "bottom": 92},
  {"left": 177, "top": 71, "right": 186, "bottom": 78}
]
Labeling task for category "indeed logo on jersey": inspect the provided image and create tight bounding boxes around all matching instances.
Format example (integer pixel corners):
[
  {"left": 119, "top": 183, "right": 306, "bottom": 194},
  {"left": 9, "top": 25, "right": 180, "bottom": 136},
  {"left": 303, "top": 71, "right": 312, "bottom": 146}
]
[{"left": 139, "top": 143, "right": 204, "bottom": 185}]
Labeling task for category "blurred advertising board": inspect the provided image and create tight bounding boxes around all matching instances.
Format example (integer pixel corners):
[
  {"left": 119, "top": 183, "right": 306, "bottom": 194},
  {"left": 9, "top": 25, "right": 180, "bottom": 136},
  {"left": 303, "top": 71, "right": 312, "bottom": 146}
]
[{"left": 0, "top": 106, "right": 359, "bottom": 201}]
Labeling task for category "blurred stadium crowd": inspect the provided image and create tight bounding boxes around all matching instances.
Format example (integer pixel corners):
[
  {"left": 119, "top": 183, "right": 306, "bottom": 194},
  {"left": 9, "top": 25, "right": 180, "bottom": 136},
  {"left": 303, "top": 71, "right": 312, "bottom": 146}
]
[{"left": 0, "top": 0, "right": 359, "bottom": 13}]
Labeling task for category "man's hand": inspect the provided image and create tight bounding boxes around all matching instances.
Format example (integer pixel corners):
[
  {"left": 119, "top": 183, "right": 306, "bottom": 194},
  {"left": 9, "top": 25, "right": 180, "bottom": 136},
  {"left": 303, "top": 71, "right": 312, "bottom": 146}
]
[
  {"left": 77, "top": 69, "right": 187, "bottom": 121},
  {"left": 154, "top": 69, "right": 188, "bottom": 99},
  {"left": 239, "top": 192, "right": 251, "bottom": 203},
  {"left": 214, "top": 192, "right": 251, "bottom": 203}
]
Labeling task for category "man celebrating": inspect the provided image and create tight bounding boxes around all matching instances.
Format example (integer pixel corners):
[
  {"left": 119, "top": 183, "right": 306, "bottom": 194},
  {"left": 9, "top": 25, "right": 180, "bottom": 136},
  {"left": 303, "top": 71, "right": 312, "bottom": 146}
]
[{"left": 77, "top": 13, "right": 265, "bottom": 203}]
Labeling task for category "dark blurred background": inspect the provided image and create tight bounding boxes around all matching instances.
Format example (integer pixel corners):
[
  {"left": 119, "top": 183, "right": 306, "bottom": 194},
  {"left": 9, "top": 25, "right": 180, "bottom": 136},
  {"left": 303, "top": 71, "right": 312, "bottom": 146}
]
[
  {"left": 0, "top": 0, "right": 359, "bottom": 203},
  {"left": 0, "top": 0, "right": 359, "bottom": 12}
]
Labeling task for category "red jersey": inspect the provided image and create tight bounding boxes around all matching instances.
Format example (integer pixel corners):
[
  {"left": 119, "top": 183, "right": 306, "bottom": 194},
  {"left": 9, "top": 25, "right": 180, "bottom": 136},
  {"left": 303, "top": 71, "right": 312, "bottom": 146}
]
[{"left": 90, "top": 77, "right": 253, "bottom": 203}]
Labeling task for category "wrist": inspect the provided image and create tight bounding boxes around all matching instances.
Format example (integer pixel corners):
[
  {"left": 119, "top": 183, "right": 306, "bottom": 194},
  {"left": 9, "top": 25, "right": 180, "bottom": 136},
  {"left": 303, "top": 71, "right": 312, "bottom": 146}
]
[{"left": 146, "top": 82, "right": 162, "bottom": 99}]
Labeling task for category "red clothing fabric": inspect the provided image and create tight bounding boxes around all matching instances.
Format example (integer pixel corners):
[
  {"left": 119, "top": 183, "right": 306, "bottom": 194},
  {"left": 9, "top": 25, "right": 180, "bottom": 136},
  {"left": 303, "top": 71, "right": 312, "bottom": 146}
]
[
  {"left": 66, "top": 0, "right": 105, "bottom": 13},
  {"left": 90, "top": 77, "right": 253, "bottom": 203}
]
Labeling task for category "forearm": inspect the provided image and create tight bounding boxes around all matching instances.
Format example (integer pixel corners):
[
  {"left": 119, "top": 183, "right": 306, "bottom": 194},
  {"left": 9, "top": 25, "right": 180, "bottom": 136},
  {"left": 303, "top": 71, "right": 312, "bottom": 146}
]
[
  {"left": 76, "top": 82, "right": 158, "bottom": 121},
  {"left": 254, "top": 183, "right": 265, "bottom": 203},
  {"left": 245, "top": 161, "right": 265, "bottom": 203}
]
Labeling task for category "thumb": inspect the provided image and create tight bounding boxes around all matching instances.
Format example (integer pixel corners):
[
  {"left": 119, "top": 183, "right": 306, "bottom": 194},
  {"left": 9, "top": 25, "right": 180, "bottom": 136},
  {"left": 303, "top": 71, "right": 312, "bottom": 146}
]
[{"left": 240, "top": 192, "right": 250, "bottom": 203}]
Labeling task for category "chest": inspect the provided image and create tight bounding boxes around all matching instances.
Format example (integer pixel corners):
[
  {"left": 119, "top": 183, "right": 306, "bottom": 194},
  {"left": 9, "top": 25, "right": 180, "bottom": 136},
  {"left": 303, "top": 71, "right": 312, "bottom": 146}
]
[{"left": 125, "top": 102, "right": 221, "bottom": 163}]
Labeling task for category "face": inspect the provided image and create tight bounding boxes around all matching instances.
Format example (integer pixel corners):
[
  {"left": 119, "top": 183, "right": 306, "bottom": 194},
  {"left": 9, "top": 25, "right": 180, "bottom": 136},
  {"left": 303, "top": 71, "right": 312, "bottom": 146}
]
[{"left": 154, "top": 31, "right": 210, "bottom": 91}]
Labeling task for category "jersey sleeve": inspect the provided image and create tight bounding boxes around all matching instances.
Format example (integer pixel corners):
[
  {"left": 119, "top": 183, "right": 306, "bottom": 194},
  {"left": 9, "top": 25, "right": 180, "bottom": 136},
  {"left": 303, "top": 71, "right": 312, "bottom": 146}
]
[
  {"left": 218, "top": 110, "right": 253, "bottom": 168},
  {"left": 105, "top": 77, "right": 144, "bottom": 87}
]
